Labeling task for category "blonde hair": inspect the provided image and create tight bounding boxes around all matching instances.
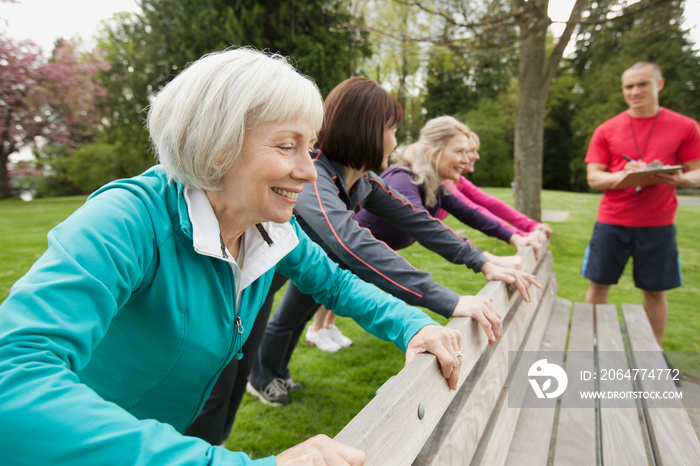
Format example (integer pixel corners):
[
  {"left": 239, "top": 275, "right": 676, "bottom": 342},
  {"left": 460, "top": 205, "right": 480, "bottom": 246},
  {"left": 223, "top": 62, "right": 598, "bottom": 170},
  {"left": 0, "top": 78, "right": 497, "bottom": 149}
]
[
  {"left": 148, "top": 47, "right": 324, "bottom": 191},
  {"left": 392, "top": 115, "right": 477, "bottom": 207}
]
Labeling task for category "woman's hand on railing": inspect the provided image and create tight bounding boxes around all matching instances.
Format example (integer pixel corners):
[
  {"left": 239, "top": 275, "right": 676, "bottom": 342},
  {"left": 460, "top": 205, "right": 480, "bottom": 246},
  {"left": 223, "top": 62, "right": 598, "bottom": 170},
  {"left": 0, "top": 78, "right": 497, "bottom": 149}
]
[
  {"left": 451, "top": 295, "right": 502, "bottom": 344},
  {"left": 510, "top": 233, "right": 544, "bottom": 260},
  {"left": 481, "top": 251, "right": 525, "bottom": 271},
  {"left": 276, "top": 434, "right": 365, "bottom": 465},
  {"left": 479, "top": 261, "right": 541, "bottom": 303},
  {"left": 535, "top": 222, "right": 553, "bottom": 239},
  {"left": 405, "top": 324, "right": 463, "bottom": 390}
]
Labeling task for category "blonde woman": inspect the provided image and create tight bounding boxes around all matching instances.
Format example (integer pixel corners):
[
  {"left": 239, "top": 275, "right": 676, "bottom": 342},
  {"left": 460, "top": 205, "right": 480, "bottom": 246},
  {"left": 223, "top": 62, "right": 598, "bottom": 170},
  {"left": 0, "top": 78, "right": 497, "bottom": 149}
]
[
  {"left": 441, "top": 125, "right": 552, "bottom": 241},
  {"left": 354, "top": 115, "right": 548, "bottom": 258}
]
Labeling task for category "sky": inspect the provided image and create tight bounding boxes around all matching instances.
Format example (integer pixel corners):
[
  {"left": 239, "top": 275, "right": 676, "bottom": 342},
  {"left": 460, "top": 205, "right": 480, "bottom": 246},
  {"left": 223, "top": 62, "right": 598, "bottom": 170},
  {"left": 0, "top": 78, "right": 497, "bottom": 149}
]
[
  {"left": 1, "top": 0, "right": 699, "bottom": 53},
  {"left": 0, "top": 0, "right": 141, "bottom": 53},
  {"left": 549, "top": 0, "right": 700, "bottom": 52}
]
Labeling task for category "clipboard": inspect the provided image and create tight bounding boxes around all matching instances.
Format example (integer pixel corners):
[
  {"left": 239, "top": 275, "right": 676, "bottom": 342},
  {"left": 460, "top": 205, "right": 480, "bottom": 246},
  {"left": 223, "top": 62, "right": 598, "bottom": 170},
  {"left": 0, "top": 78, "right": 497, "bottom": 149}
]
[{"left": 610, "top": 165, "right": 682, "bottom": 190}]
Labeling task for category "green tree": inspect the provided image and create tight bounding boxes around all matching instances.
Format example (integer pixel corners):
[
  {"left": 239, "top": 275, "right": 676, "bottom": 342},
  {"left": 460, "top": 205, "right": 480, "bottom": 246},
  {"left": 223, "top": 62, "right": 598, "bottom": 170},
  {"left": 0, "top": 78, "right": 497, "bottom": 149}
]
[
  {"left": 97, "top": 0, "right": 370, "bottom": 177},
  {"left": 458, "top": 81, "right": 517, "bottom": 187},
  {"left": 424, "top": 44, "right": 479, "bottom": 119},
  {"left": 423, "top": 0, "right": 519, "bottom": 120},
  {"left": 543, "top": 68, "right": 578, "bottom": 191},
  {"left": 133, "top": 0, "right": 369, "bottom": 95},
  {"left": 96, "top": 10, "right": 165, "bottom": 183},
  {"left": 60, "top": 143, "right": 123, "bottom": 194},
  {"left": 353, "top": 0, "right": 433, "bottom": 143}
]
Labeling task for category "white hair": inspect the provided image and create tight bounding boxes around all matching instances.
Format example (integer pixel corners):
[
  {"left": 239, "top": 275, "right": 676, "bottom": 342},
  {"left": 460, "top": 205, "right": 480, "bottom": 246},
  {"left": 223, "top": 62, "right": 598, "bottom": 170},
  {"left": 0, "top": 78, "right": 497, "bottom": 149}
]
[{"left": 147, "top": 47, "right": 324, "bottom": 190}]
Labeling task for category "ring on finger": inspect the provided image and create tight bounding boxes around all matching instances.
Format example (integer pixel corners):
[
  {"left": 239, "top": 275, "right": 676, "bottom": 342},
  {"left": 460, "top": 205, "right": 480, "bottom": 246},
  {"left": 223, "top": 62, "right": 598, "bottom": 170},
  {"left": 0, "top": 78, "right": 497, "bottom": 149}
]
[{"left": 455, "top": 351, "right": 464, "bottom": 358}]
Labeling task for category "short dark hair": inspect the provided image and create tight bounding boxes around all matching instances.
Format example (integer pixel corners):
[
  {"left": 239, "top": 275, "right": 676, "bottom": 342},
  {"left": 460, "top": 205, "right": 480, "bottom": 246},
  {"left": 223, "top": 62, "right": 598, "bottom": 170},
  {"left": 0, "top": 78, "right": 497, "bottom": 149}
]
[
  {"left": 317, "top": 77, "right": 403, "bottom": 172},
  {"left": 626, "top": 60, "right": 662, "bottom": 79}
]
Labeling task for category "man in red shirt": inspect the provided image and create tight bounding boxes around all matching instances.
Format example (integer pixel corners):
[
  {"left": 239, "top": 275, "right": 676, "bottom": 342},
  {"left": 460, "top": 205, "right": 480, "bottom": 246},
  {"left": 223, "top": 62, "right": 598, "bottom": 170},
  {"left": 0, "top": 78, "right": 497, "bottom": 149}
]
[{"left": 582, "top": 60, "right": 700, "bottom": 346}]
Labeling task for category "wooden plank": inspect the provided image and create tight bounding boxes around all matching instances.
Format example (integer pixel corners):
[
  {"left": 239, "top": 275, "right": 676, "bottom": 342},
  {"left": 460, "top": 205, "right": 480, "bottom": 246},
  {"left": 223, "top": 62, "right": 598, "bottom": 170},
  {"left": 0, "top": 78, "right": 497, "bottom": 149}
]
[
  {"left": 596, "top": 304, "right": 650, "bottom": 466},
  {"left": 553, "top": 302, "right": 596, "bottom": 466},
  {"left": 505, "top": 296, "right": 572, "bottom": 466},
  {"left": 622, "top": 303, "right": 700, "bottom": 466},
  {"left": 468, "top": 268, "right": 558, "bottom": 466},
  {"left": 413, "top": 251, "right": 554, "bottom": 466},
  {"left": 333, "top": 279, "right": 510, "bottom": 466}
]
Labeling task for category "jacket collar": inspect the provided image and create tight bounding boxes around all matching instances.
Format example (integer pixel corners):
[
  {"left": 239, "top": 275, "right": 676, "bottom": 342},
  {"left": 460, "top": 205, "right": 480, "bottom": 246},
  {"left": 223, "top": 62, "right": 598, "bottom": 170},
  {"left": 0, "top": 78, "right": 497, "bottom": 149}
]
[
  {"left": 183, "top": 185, "right": 298, "bottom": 291},
  {"left": 314, "top": 151, "right": 372, "bottom": 211}
]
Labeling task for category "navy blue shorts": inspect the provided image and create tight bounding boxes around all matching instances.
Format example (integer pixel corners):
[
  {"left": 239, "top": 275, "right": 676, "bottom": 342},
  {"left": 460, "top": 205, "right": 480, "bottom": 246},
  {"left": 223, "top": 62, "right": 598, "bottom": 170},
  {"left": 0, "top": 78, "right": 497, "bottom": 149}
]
[{"left": 581, "top": 222, "right": 682, "bottom": 291}]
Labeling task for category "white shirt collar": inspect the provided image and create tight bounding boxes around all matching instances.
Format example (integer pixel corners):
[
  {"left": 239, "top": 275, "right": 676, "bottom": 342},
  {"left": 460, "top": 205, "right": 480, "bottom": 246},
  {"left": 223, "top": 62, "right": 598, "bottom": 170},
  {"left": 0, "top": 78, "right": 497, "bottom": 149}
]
[{"left": 183, "top": 185, "right": 299, "bottom": 291}]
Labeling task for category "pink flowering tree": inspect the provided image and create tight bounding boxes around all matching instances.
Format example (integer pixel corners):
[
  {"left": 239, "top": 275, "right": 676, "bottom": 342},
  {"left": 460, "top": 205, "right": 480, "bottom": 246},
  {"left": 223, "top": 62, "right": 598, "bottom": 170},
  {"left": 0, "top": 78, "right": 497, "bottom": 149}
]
[
  {"left": 0, "top": 31, "right": 108, "bottom": 198},
  {"left": 1, "top": 33, "right": 44, "bottom": 198},
  {"left": 37, "top": 39, "right": 109, "bottom": 152}
]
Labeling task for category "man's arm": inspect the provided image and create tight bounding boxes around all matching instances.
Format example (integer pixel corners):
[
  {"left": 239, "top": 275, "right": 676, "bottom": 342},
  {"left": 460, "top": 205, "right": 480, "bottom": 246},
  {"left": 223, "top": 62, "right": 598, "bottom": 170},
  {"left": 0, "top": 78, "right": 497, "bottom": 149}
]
[
  {"left": 586, "top": 162, "right": 642, "bottom": 190},
  {"left": 653, "top": 158, "right": 700, "bottom": 188}
]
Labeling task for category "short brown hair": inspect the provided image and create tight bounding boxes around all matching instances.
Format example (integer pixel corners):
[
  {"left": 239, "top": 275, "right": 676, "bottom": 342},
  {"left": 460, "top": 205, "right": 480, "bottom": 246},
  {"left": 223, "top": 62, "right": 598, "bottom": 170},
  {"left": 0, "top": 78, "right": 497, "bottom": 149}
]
[{"left": 317, "top": 77, "right": 403, "bottom": 172}]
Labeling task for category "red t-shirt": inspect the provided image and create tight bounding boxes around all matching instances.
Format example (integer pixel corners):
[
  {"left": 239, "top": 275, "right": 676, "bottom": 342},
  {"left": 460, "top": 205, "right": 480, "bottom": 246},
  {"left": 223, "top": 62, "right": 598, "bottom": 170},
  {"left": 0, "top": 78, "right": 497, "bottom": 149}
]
[{"left": 585, "top": 107, "right": 700, "bottom": 226}]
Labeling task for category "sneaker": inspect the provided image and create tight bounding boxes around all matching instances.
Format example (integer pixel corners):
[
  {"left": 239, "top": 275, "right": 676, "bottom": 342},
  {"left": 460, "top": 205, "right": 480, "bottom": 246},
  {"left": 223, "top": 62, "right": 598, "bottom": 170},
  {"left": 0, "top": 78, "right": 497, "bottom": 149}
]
[
  {"left": 327, "top": 324, "right": 353, "bottom": 348},
  {"left": 306, "top": 327, "right": 341, "bottom": 352},
  {"left": 246, "top": 378, "right": 290, "bottom": 406},
  {"left": 282, "top": 377, "right": 305, "bottom": 392}
]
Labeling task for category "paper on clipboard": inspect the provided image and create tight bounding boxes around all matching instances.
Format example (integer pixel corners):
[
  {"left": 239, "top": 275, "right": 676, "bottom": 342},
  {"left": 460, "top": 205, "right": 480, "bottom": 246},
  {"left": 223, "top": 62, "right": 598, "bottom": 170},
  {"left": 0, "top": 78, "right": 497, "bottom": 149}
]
[{"left": 610, "top": 164, "right": 682, "bottom": 190}]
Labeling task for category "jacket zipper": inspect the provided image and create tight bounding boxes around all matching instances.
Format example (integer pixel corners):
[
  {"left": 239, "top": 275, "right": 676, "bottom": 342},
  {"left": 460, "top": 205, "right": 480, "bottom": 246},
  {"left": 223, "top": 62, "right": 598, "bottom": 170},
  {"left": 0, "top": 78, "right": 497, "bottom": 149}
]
[
  {"left": 234, "top": 316, "right": 244, "bottom": 336},
  {"left": 219, "top": 231, "right": 228, "bottom": 258},
  {"left": 221, "top": 231, "right": 245, "bottom": 359},
  {"left": 189, "top": 232, "right": 242, "bottom": 425}
]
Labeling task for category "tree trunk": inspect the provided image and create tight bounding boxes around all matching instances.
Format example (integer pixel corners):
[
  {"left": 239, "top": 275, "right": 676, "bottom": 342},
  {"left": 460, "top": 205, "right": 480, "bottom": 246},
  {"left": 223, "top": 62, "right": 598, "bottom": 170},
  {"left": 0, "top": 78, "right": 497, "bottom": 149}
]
[
  {"left": 0, "top": 152, "right": 10, "bottom": 199},
  {"left": 1, "top": 130, "right": 13, "bottom": 198},
  {"left": 511, "top": 0, "right": 587, "bottom": 220},
  {"left": 513, "top": 3, "right": 550, "bottom": 221}
]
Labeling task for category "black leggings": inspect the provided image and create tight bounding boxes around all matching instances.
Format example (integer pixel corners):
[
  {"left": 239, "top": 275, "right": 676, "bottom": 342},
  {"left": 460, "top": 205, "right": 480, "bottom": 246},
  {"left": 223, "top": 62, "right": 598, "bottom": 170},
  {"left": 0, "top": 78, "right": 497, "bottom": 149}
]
[{"left": 248, "top": 278, "right": 321, "bottom": 388}]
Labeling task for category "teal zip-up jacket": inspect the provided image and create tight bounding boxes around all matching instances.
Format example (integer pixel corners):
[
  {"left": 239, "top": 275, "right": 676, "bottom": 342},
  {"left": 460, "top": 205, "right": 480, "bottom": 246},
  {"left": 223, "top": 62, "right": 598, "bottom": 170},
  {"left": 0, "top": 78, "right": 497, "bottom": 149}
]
[{"left": 0, "top": 166, "right": 437, "bottom": 465}]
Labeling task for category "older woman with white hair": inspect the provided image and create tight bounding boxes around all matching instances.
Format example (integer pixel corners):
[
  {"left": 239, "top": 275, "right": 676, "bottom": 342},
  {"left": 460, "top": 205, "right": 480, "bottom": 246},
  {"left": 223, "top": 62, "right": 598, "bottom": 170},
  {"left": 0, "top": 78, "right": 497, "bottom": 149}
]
[{"left": 0, "top": 48, "right": 464, "bottom": 466}]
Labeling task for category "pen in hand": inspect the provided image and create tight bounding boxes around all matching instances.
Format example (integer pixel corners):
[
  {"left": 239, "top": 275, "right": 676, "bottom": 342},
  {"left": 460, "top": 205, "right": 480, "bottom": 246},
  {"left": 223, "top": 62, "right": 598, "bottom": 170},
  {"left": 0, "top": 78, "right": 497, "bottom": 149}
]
[{"left": 621, "top": 155, "right": 643, "bottom": 195}]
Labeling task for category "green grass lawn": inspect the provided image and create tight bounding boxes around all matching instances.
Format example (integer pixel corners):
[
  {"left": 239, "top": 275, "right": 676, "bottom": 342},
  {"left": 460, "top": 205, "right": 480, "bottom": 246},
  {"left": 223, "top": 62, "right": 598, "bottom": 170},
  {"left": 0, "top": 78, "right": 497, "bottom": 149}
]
[{"left": 1, "top": 189, "right": 698, "bottom": 459}]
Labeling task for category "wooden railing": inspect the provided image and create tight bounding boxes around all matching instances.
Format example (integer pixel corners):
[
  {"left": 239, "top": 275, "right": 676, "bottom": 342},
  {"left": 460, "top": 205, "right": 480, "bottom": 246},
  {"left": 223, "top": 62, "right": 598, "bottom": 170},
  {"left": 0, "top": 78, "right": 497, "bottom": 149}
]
[{"left": 334, "top": 244, "right": 700, "bottom": 465}]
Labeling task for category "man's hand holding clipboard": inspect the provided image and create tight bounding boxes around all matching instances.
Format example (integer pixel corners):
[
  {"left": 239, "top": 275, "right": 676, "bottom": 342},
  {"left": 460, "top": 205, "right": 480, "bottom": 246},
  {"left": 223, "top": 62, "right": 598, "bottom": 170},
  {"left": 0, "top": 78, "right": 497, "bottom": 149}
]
[{"left": 610, "top": 158, "right": 683, "bottom": 190}]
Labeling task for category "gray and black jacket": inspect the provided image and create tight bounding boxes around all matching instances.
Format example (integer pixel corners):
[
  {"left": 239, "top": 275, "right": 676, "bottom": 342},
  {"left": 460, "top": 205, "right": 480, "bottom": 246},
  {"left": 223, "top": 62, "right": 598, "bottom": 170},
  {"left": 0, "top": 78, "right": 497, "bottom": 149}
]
[{"left": 293, "top": 151, "right": 488, "bottom": 318}]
